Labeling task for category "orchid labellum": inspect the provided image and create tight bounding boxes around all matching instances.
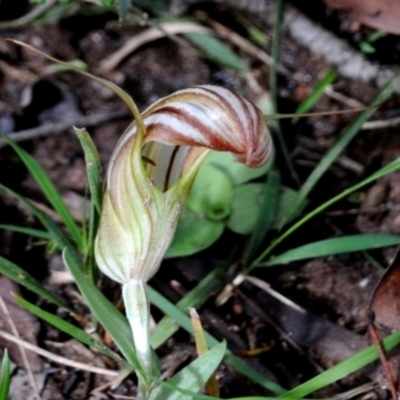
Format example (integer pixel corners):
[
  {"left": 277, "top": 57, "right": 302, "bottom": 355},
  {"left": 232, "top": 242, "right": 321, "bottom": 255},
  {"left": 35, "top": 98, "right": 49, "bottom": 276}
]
[{"left": 94, "top": 85, "right": 272, "bottom": 395}]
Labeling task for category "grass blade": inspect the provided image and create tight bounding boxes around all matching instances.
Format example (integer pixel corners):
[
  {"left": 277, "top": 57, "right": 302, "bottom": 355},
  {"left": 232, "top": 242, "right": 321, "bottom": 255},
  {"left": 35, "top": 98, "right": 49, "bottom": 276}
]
[
  {"left": 74, "top": 127, "right": 102, "bottom": 214},
  {"left": 74, "top": 127, "right": 102, "bottom": 282},
  {"left": 287, "top": 69, "right": 400, "bottom": 223},
  {"left": 262, "top": 234, "right": 400, "bottom": 266},
  {"left": 269, "top": 0, "right": 299, "bottom": 186},
  {"left": 0, "top": 350, "right": 10, "bottom": 400},
  {"left": 279, "top": 330, "right": 400, "bottom": 398},
  {"left": 0, "top": 183, "right": 77, "bottom": 256},
  {"left": 1, "top": 134, "right": 82, "bottom": 247},
  {"left": 15, "top": 295, "right": 124, "bottom": 364},
  {"left": 254, "top": 156, "right": 400, "bottom": 266},
  {"left": 0, "top": 255, "right": 70, "bottom": 310},
  {"left": 185, "top": 33, "right": 249, "bottom": 71},
  {"left": 0, "top": 224, "right": 51, "bottom": 240},
  {"left": 292, "top": 69, "right": 336, "bottom": 124}
]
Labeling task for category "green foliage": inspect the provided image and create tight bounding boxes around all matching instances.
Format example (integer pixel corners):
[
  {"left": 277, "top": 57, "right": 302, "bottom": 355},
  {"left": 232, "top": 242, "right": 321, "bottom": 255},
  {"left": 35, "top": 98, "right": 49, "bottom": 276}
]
[
  {"left": 167, "top": 152, "right": 273, "bottom": 257},
  {"left": 149, "top": 342, "right": 226, "bottom": 400},
  {"left": 0, "top": 351, "right": 10, "bottom": 400},
  {"left": 263, "top": 234, "right": 400, "bottom": 266},
  {"left": 185, "top": 33, "right": 249, "bottom": 72},
  {"left": 280, "top": 330, "right": 400, "bottom": 399},
  {"left": 292, "top": 69, "right": 336, "bottom": 123}
]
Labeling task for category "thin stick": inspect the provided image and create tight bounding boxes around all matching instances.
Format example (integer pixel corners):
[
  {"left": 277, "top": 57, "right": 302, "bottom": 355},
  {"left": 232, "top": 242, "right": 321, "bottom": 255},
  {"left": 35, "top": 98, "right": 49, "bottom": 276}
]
[
  {"left": 368, "top": 323, "right": 398, "bottom": 400},
  {"left": 0, "top": 110, "right": 129, "bottom": 149},
  {"left": 0, "top": 329, "right": 119, "bottom": 377}
]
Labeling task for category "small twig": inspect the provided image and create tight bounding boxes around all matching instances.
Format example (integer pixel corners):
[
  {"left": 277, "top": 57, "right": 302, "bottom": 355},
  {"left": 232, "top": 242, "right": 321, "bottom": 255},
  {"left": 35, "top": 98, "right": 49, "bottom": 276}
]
[
  {"left": 198, "top": 13, "right": 280, "bottom": 71},
  {"left": 324, "top": 86, "right": 365, "bottom": 109},
  {"left": 99, "top": 21, "right": 211, "bottom": 73},
  {"left": 245, "top": 275, "right": 306, "bottom": 314},
  {"left": 0, "top": 110, "right": 129, "bottom": 149},
  {"left": 0, "top": 294, "right": 42, "bottom": 400},
  {"left": 0, "top": 329, "right": 119, "bottom": 377},
  {"left": 362, "top": 115, "right": 400, "bottom": 130}
]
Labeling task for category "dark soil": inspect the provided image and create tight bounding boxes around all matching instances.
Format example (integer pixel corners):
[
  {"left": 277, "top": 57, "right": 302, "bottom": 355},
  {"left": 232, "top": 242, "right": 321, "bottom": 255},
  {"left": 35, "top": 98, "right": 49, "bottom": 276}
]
[{"left": 1, "top": 1, "right": 400, "bottom": 399}]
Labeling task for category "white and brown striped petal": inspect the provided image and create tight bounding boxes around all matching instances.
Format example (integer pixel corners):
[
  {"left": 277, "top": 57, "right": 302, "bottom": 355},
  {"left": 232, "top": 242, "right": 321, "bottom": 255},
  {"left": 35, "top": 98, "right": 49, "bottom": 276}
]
[{"left": 108, "top": 85, "right": 272, "bottom": 192}]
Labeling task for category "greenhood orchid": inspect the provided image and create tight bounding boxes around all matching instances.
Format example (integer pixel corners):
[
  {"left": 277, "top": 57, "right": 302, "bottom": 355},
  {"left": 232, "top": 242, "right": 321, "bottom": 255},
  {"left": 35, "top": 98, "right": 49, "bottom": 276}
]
[
  {"left": 95, "top": 85, "right": 272, "bottom": 284},
  {"left": 93, "top": 85, "right": 272, "bottom": 395}
]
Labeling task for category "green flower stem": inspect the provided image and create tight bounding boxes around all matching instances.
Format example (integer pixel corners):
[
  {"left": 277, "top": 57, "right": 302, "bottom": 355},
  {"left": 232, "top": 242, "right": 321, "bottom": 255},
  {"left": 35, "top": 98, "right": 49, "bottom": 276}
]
[{"left": 123, "top": 280, "right": 154, "bottom": 398}]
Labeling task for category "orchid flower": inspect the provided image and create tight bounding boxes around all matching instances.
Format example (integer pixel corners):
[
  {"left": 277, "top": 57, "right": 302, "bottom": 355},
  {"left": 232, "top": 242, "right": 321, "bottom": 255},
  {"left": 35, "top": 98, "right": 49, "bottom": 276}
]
[{"left": 93, "top": 85, "right": 272, "bottom": 396}]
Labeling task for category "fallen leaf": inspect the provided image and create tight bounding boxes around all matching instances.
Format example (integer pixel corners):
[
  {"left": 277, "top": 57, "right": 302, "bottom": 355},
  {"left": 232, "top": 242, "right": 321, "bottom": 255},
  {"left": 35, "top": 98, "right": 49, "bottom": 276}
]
[
  {"left": 368, "top": 248, "right": 400, "bottom": 400},
  {"left": 369, "top": 248, "right": 400, "bottom": 331}
]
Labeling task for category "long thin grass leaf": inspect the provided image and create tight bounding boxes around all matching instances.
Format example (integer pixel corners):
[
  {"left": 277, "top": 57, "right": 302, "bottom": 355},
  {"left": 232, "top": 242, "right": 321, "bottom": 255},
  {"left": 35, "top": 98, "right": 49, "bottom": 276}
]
[
  {"left": 269, "top": 0, "right": 299, "bottom": 185},
  {"left": 74, "top": 128, "right": 102, "bottom": 214},
  {"left": 1, "top": 134, "right": 82, "bottom": 247},
  {"left": 62, "top": 248, "right": 142, "bottom": 372},
  {"left": 0, "top": 183, "right": 77, "bottom": 257},
  {"left": 0, "top": 224, "right": 51, "bottom": 240},
  {"left": 0, "top": 255, "right": 70, "bottom": 310},
  {"left": 148, "top": 286, "right": 286, "bottom": 395},
  {"left": 74, "top": 127, "right": 102, "bottom": 282},
  {"left": 287, "top": 69, "right": 400, "bottom": 223},
  {"left": 279, "top": 330, "right": 400, "bottom": 398},
  {"left": 254, "top": 156, "right": 400, "bottom": 265},
  {"left": 262, "top": 234, "right": 400, "bottom": 266},
  {"left": 0, "top": 350, "right": 10, "bottom": 400},
  {"left": 185, "top": 33, "right": 249, "bottom": 71},
  {"left": 15, "top": 295, "right": 124, "bottom": 364},
  {"left": 292, "top": 69, "right": 336, "bottom": 124}
]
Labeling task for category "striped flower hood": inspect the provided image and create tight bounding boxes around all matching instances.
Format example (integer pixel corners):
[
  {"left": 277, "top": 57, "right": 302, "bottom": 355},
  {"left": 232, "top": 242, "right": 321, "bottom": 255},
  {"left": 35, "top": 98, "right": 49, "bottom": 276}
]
[{"left": 95, "top": 85, "right": 272, "bottom": 284}]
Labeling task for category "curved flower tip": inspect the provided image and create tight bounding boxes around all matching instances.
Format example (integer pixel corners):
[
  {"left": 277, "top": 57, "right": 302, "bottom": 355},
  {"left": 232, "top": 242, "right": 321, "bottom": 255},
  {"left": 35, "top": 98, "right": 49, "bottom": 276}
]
[{"left": 95, "top": 84, "right": 272, "bottom": 285}]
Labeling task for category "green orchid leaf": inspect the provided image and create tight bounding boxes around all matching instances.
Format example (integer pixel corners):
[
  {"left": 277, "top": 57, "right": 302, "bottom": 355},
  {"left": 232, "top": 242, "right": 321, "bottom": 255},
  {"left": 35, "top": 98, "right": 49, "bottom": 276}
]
[
  {"left": 273, "top": 187, "right": 307, "bottom": 230},
  {"left": 227, "top": 183, "right": 265, "bottom": 235},
  {"left": 167, "top": 207, "right": 224, "bottom": 258}
]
